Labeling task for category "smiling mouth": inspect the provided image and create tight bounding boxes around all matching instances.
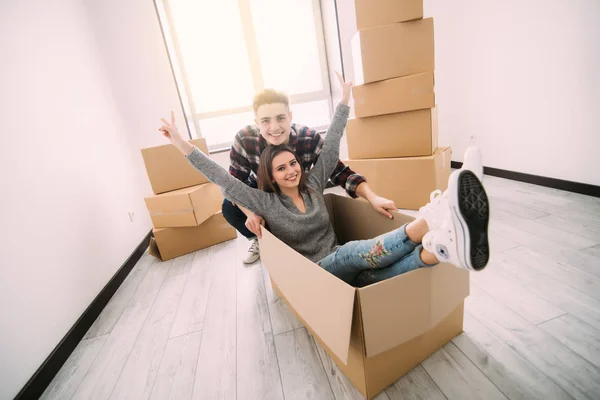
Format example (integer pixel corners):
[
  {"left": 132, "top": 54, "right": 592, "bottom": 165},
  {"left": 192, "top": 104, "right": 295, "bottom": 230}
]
[
  {"left": 285, "top": 174, "right": 298, "bottom": 181},
  {"left": 269, "top": 132, "right": 283, "bottom": 138}
]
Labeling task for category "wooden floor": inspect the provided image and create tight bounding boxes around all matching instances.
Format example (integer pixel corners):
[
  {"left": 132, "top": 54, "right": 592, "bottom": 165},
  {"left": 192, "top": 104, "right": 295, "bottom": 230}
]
[{"left": 41, "top": 175, "right": 600, "bottom": 400}]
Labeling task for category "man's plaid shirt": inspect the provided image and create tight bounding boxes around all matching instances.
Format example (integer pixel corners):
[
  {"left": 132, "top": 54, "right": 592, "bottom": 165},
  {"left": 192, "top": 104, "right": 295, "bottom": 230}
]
[{"left": 228, "top": 123, "right": 366, "bottom": 198}]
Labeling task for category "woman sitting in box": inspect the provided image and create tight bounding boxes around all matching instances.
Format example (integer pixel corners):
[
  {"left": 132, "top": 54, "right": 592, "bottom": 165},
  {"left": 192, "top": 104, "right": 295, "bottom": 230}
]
[{"left": 158, "top": 73, "right": 490, "bottom": 287}]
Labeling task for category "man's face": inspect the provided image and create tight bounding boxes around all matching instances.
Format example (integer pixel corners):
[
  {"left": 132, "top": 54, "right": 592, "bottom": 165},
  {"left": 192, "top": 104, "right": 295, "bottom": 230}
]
[{"left": 255, "top": 103, "right": 293, "bottom": 146}]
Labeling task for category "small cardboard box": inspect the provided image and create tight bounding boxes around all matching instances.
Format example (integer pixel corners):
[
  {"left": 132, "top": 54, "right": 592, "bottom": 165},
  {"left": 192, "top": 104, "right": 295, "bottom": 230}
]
[
  {"left": 352, "top": 18, "right": 434, "bottom": 85},
  {"left": 149, "top": 211, "right": 236, "bottom": 261},
  {"left": 141, "top": 138, "right": 210, "bottom": 195},
  {"left": 354, "top": 0, "right": 423, "bottom": 30},
  {"left": 259, "top": 194, "right": 469, "bottom": 399},
  {"left": 347, "top": 107, "right": 438, "bottom": 159},
  {"left": 144, "top": 182, "right": 223, "bottom": 228},
  {"left": 352, "top": 72, "right": 435, "bottom": 119},
  {"left": 344, "top": 147, "right": 452, "bottom": 210}
]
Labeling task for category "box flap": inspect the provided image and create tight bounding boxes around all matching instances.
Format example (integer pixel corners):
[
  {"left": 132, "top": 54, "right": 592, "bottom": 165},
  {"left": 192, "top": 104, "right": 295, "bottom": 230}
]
[
  {"left": 358, "top": 264, "right": 469, "bottom": 358},
  {"left": 148, "top": 237, "right": 163, "bottom": 261},
  {"left": 259, "top": 228, "right": 356, "bottom": 364},
  {"left": 328, "top": 194, "right": 413, "bottom": 244},
  {"left": 189, "top": 183, "right": 224, "bottom": 226}
]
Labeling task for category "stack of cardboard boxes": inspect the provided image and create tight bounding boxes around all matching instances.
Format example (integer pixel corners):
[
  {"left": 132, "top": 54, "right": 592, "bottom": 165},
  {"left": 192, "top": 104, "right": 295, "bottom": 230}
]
[
  {"left": 344, "top": 0, "right": 451, "bottom": 210},
  {"left": 140, "top": 138, "right": 237, "bottom": 261}
]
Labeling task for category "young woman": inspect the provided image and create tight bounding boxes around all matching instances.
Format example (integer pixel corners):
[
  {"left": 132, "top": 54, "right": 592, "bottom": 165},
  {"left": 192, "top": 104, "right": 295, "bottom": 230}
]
[{"left": 158, "top": 74, "right": 490, "bottom": 286}]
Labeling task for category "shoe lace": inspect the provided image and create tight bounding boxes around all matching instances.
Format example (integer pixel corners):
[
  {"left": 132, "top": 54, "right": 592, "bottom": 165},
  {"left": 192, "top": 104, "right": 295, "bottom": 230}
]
[
  {"left": 248, "top": 240, "right": 259, "bottom": 253},
  {"left": 419, "top": 190, "right": 443, "bottom": 213}
]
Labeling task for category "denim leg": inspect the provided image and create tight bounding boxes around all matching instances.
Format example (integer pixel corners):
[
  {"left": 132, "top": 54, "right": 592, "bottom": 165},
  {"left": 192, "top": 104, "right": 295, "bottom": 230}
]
[
  {"left": 351, "top": 245, "right": 438, "bottom": 287},
  {"left": 221, "top": 198, "right": 255, "bottom": 239},
  {"left": 316, "top": 224, "right": 418, "bottom": 284}
]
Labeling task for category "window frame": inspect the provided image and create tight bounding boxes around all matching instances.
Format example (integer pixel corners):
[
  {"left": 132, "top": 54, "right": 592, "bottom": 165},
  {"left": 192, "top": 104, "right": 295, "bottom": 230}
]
[{"left": 157, "top": 0, "right": 334, "bottom": 151}]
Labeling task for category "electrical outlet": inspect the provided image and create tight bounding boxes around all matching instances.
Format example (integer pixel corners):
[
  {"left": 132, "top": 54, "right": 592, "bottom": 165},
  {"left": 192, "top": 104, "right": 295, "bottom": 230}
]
[{"left": 128, "top": 212, "right": 135, "bottom": 222}]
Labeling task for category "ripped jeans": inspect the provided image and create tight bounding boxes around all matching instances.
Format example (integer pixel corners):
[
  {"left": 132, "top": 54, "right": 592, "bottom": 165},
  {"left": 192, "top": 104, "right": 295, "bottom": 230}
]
[{"left": 316, "top": 224, "right": 437, "bottom": 287}]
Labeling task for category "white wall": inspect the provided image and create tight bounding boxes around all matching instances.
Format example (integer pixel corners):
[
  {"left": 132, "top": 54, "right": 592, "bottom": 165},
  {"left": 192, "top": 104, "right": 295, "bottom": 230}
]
[
  {"left": 338, "top": 0, "right": 600, "bottom": 186},
  {"left": 0, "top": 0, "right": 183, "bottom": 398}
]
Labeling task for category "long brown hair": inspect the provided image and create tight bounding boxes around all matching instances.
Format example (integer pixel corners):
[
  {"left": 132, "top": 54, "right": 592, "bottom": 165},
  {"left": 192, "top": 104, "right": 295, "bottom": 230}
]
[{"left": 258, "top": 145, "right": 309, "bottom": 195}]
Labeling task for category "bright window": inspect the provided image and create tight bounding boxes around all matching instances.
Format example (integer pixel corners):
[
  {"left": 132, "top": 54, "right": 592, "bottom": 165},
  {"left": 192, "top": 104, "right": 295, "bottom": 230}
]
[{"left": 159, "top": 0, "right": 333, "bottom": 150}]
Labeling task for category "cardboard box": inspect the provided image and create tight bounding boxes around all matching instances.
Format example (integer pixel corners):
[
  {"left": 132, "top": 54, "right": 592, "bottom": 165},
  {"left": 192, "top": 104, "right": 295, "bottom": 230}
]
[
  {"left": 347, "top": 107, "right": 438, "bottom": 159},
  {"left": 149, "top": 211, "right": 236, "bottom": 261},
  {"left": 259, "top": 194, "right": 469, "bottom": 399},
  {"left": 351, "top": 18, "right": 434, "bottom": 85},
  {"left": 344, "top": 147, "right": 452, "bottom": 210},
  {"left": 144, "top": 182, "right": 223, "bottom": 228},
  {"left": 354, "top": 0, "right": 423, "bottom": 30},
  {"left": 352, "top": 72, "right": 435, "bottom": 118},
  {"left": 141, "top": 138, "right": 210, "bottom": 195}
]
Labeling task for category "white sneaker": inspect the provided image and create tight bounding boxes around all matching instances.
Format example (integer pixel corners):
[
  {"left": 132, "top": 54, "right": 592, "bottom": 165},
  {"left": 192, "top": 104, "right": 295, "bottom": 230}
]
[
  {"left": 420, "top": 169, "right": 490, "bottom": 271},
  {"left": 243, "top": 238, "right": 260, "bottom": 264}
]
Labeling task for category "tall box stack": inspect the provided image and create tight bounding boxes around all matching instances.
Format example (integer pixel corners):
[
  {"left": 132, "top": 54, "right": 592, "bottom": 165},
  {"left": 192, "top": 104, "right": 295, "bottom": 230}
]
[
  {"left": 344, "top": 0, "right": 451, "bottom": 211},
  {"left": 140, "top": 138, "right": 236, "bottom": 261}
]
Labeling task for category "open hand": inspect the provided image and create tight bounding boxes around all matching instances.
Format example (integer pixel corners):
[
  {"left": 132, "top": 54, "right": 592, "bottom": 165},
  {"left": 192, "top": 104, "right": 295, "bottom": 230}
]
[
  {"left": 335, "top": 71, "right": 353, "bottom": 105},
  {"left": 159, "top": 111, "right": 184, "bottom": 144}
]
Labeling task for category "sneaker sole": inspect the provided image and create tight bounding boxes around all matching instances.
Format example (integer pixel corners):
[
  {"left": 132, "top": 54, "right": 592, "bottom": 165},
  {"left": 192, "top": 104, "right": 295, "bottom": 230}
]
[{"left": 449, "top": 170, "right": 490, "bottom": 271}]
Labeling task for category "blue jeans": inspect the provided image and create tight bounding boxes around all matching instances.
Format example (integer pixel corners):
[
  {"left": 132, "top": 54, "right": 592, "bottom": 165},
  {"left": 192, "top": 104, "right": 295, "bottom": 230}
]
[{"left": 316, "top": 224, "right": 437, "bottom": 287}]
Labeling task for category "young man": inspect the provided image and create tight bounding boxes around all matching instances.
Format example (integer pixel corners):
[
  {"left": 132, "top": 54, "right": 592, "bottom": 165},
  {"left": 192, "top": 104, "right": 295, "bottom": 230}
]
[{"left": 224, "top": 88, "right": 398, "bottom": 264}]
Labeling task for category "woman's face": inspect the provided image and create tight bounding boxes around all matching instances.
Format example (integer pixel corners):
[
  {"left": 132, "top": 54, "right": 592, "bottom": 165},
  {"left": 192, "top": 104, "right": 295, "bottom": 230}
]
[{"left": 271, "top": 151, "right": 302, "bottom": 190}]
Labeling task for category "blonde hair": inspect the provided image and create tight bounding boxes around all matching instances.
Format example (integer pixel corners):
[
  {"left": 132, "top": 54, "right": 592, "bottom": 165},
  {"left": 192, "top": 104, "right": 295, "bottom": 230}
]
[{"left": 252, "top": 89, "right": 290, "bottom": 113}]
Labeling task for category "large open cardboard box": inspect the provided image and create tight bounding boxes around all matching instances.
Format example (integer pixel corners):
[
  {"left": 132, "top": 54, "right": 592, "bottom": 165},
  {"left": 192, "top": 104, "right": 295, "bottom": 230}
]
[{"left": 259, "top": 194, "right": 469, "bottom": 399}]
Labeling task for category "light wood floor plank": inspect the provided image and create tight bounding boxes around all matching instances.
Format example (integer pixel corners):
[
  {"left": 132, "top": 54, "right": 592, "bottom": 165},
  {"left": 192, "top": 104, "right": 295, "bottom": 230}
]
[
  {"left": 313, "top": 337, "right": 391, "bottom": 400},
  {"left": 453, "top": 313, "right": 572, "bottom": 400},
  {"left": 535, "top": 214, "right": 600, "bottom": 241},
  {"left": 71, "top": 259, "right": 172, "bottom": 400},
  {"left": 466, "top": 284, "right": 600, "bottom": 400},
  {"left": 422, "top": 342, "right": 509, "bottom": 400},
  {"left": 149, "top": 330, "right": 203, "bottom": 400},
  {"left": 40, "top": 335, "right": 107, "bottom": 400},
  {"left": 192, "top": 240, "right": 238, "bottom": 400},
  {"left": 538, "top": 313, "right": 600, "bottom": 369},
  {"left": 84, "top": 252, "right": 154, "bottom": 339},
  {"left": 261, "top": 263, "right": 303, "bottom": 335},
  {"left": 491, "top": 208, "right": 598, "bottom": 250},
  {"left": 499, "top": 246, "right": 600, "bottom": 301},
  {"left": 109, "top": 271, "right": 188, "bottom": 399},
  {"left": 582, "top": 243, "right": 600, "bottom": 258},
  {"left": 491, "top": 249, "right": 600, "bottom": 332},
  {"left": 490, "top": 219, "right": 600, "bottom": 278},
  {"left": 385, "top": 365, "right": 446, "bottom": 400},
  {"left": 237, "top": 238, "right": 284, "bottom": 400},
  {"left": 274, "top": 328, "right": 335, "bottom": 400},
  {"left": 169, "top": 250, "right": 213, "bottom": 339}
]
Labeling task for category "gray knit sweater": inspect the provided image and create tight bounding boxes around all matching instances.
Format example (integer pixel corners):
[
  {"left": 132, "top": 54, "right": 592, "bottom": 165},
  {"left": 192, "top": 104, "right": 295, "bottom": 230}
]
[{"left": 184, "top": 103, "right": 350, "bottom": 263}]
